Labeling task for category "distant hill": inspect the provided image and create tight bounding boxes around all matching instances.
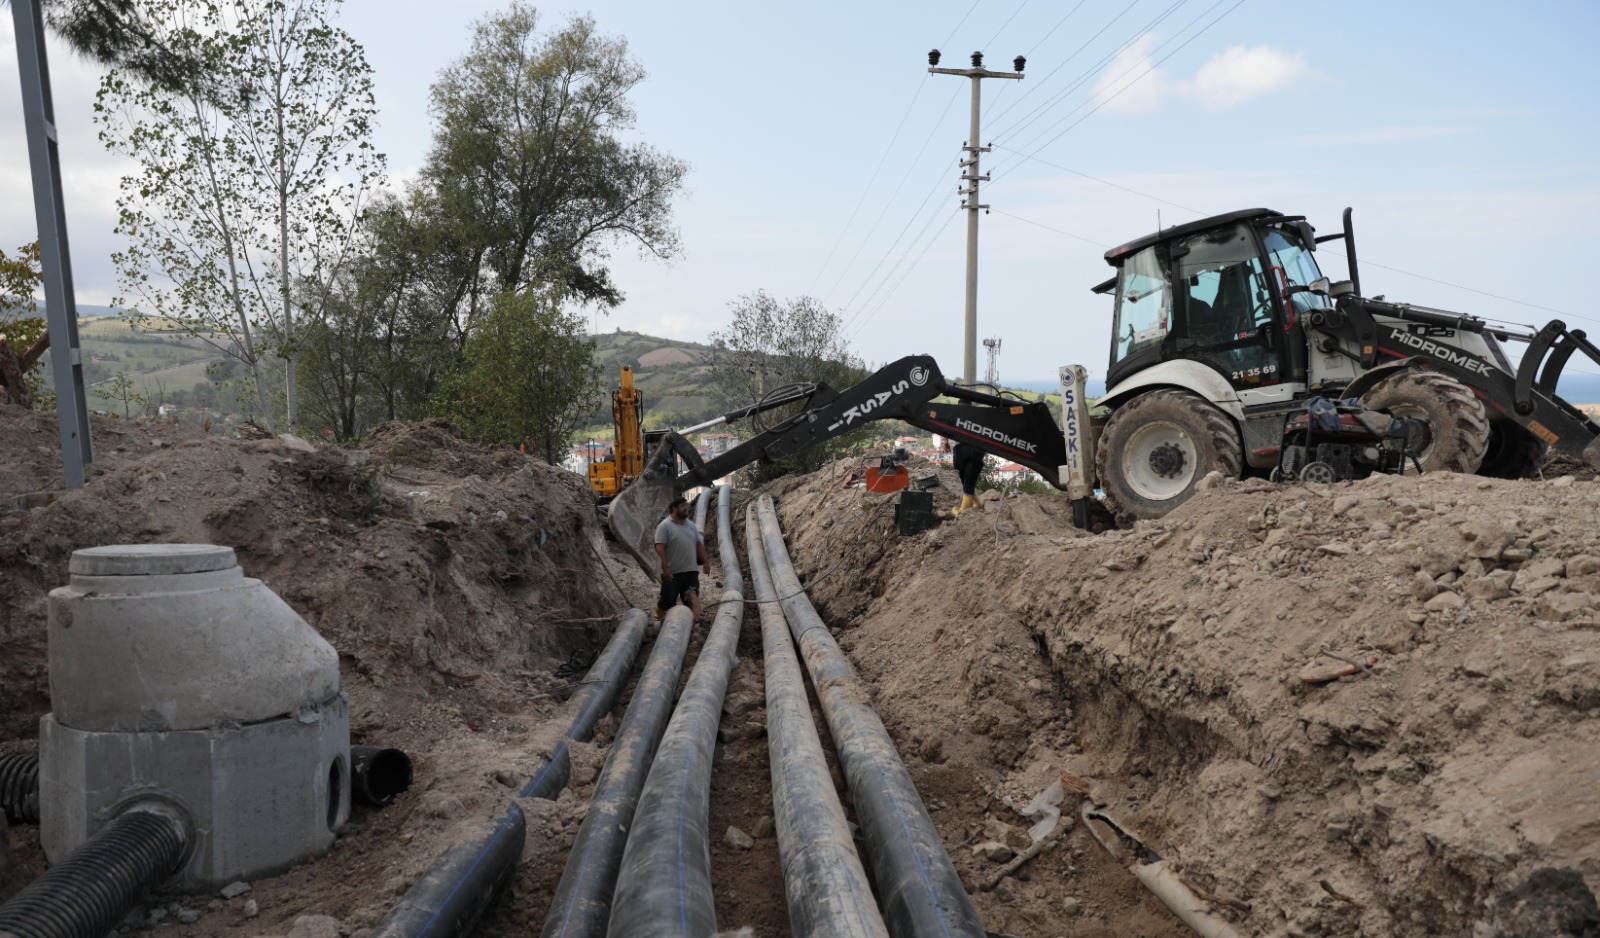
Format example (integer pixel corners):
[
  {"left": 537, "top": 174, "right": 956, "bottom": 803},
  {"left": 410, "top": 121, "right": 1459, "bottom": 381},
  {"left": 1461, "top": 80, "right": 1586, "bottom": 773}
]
[{"left": 587, "top": 330, "right": 720, "bottom": 428}]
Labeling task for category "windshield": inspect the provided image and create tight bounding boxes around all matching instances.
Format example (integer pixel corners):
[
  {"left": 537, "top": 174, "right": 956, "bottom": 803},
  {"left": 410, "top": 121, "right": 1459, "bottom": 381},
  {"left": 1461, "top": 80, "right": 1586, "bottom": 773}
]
[
  {"left": 1110, "top": 245, "right": 1170, "bottom": 367},
  {"left": 1260, "top": 226, "right": 1331, "bottom": 317}
]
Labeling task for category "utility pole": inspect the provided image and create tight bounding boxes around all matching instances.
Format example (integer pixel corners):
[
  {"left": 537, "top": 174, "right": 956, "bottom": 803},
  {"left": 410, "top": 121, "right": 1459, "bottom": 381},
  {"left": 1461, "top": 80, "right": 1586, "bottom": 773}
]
[{"left": 929, "top": 49, "right": 1024, "bottom": 385}]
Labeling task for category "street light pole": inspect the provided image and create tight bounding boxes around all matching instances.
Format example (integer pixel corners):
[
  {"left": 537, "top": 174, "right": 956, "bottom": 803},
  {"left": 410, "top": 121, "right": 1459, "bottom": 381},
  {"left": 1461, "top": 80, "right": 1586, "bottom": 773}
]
[{"left": 929, "top": 49, "right": 1024, "bottom": 385}]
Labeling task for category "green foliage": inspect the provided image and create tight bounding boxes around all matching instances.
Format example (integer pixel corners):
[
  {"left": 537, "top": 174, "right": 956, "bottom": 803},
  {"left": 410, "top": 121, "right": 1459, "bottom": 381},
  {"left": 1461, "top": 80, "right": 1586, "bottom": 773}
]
[
  {"left": 99, "top": 371, "right": 147, "bottom": 418},
  {"left": 435, "top": 288, "right": 601, "bottom": 462},
  {"left": 95, "top": 0, "right": 384, "bottom": 434},
  {"left": 45, "top": 0, "right": 212, "bottom": 93},
  {"left": 707, "top": 290, "right": 869, "bottom": 483},
  {"left": 424, "top": 3, "right": 686, "bottom": 311},
  {"left": 292, "top": 5, "right": 685, "bottom": 437},
  {"left": 0, "top": 242, "right": 48, "bottom": 402}
]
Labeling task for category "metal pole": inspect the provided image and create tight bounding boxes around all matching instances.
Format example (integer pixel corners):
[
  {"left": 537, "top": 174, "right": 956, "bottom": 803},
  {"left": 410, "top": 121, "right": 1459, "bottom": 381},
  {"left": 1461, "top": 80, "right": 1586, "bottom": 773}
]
[
  {"left": 12, "top": 0, "right": 93, "bottom": 488},
  {"left": 929, "top": 51, "right": 1023, "bottom": 386},
  {"left": 962, "top": 76, "right": 982, "bottom": 385}
]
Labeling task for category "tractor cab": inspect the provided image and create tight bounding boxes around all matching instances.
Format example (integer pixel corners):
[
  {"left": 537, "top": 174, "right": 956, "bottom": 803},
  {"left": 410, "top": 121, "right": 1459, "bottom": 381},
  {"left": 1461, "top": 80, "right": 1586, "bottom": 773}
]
[{"left": 1098, "top": 208, "right": 1330, "bottom": 402}]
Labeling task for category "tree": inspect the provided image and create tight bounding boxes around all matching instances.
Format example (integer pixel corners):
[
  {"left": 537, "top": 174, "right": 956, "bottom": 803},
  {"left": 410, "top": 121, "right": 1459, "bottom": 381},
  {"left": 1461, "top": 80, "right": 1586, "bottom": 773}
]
[
  {"left": 435, "top": 288, "right": 601, "bottom": 463},
  {"left": 100, "top": 370, "right": 145, "bottom": 418},
  {"left": 0, "top": 242, "right": 48, "bottom": 407},
  {"left": 45, "top": 0, "right": 211, "bottom": 92},
  {"left": 295, "top": 191, "right": 462, "bottom": 440},
  {"left": 706, "top": 291, "right": 869, "bottom": 481},
  {"left": 424, "top": 3, "right": 686, "bottom": 320},
  {"left": 95, "top": 0, "right": 384, "bottom": 434}
]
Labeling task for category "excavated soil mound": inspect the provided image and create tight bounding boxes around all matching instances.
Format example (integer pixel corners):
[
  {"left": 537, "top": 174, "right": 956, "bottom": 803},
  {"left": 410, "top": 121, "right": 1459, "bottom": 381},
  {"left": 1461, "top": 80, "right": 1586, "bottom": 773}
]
[
  {"left": 772, "top": 459, "right": 1600, "bottom": 938},
  {"left": 5, "top": 401, "right": 1597, "bottom": 938},
  {"left": 0, "top": 407, "right": 659, "bottom": 931}
]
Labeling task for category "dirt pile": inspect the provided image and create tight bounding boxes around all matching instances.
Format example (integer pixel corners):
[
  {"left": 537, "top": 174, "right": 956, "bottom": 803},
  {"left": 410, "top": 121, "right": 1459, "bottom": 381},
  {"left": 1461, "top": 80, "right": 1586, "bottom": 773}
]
[
  {"left": 4, "top": 402, "right": 1597, "bottom": 938},
  {"left": 772, "top": 460, "right": 1600, "bottom": 937},
  {"left": 0, "top": 407, "right": 657, "bottom": 931}
]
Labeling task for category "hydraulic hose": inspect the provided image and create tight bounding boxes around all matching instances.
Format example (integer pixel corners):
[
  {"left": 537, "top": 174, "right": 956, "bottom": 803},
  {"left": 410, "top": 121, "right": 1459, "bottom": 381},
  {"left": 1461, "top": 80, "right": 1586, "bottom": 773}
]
[
  {"left": 371, "top": 610, "right": 650, "bottom": 938},
  {"left": 0, "top": 806, "right": 185, "bottom": 938},
  {"left": 540, "top": 604, "right": 696, "bottom": 937},
  {"left": 351, "top": 746, "right": 414, "bottom": 807},
  {"left": 0, "top": 754, "right": 39, "bottom": 824},
  {"left": 606, "top": 486, "right": 746, "bottom": 938},
  {"left": 755, "top": 496, "right": 986, "bottom": 938},
  {"left": 746, "top": 505, "right": 889, "bottom": 938}
]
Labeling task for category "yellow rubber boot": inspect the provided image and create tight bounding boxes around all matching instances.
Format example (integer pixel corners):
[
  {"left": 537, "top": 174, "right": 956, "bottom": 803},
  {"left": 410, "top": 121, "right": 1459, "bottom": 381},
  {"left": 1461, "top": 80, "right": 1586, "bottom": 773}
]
[{"left": 954, "top": 494, "right": 978, "bottom": 516}]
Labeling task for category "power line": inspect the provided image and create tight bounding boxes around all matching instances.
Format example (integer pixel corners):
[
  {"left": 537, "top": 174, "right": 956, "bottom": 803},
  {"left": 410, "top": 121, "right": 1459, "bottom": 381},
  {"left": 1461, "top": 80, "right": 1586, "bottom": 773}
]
[
  {"left": 998, "top": 0, "right": 1248, "bottom": 174},
  {"left": 848, "top": 209, "right": 962, "bottom": 343},
  {"left": 989, "top": 208, "right": 1108, "bottom": 247},
  {"left": 989, "top": 147, "right": 1207, "bottom": 215},
  {"left": 806, "top": 0, "right": 984, "bottom": 300},
  {"left": 822, "top": 85, "right": 964, "bottom": 309},
  {"left": 979, "top": 0, "right": 1184, "bottom": 135}
]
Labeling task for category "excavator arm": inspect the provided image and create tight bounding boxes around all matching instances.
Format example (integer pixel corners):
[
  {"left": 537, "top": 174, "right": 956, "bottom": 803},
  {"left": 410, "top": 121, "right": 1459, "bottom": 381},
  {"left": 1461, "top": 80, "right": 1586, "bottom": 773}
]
[{"left": 606, "top": 355, "right": 1071, "bottom": 571}]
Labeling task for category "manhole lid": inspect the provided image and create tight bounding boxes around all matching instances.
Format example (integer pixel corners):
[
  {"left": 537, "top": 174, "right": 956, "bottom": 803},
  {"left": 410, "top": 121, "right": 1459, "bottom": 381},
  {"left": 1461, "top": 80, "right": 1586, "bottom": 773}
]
[{"left": 70, "top": 544, "right": 238, "bottom": 577}]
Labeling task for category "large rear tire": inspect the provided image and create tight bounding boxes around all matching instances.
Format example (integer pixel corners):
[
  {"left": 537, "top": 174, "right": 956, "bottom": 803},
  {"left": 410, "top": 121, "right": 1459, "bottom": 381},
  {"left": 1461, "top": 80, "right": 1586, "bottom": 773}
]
[
  {"left": 1096, "top": 388, "right": 1242, "bottom": 526},
  {"left": 1478, "top": 418, "right": 1547, "bottom": 479},
  {"left": 1358, "top": 371, "right": 1489, "bottom": 473}
]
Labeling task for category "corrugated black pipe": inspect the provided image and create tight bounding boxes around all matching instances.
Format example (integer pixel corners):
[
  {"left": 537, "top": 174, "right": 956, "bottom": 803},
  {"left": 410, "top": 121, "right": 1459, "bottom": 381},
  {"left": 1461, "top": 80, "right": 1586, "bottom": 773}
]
[
  {"left": 746, "top": 505, "right": 890, "bottom": 938},
  {"left": 0, "top": 754, "right": 39, "bottom": 824},
  {"left": 606, "top": 486, "right": 746, "bottom": 938},
  {"left": 0, "top": 806, "right": 185, "bottom": 938},
  {"left": 351, "top": 747, "right": 414, "bottom": 807},
  {"left": 755, "top": 496, "right": 986, "bottom": 938},
  {"left": 539, "top": 604, "right": 697, "bottom": 937},
  {"left": 370, "top": 610, "right": 649, "bottom": 938}
]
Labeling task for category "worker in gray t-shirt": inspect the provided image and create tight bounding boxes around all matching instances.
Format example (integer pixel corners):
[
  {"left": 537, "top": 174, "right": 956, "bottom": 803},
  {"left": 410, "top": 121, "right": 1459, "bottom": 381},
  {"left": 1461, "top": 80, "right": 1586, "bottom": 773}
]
[{"left": 654, "top": 494, "right": 710, "bottom": 620}]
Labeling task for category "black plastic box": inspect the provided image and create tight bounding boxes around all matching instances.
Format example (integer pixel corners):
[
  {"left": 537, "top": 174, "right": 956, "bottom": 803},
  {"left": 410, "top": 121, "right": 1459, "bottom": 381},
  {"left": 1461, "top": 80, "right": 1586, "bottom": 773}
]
[{"left": 895, "top": 490, "right": 935, "bottom": 536}]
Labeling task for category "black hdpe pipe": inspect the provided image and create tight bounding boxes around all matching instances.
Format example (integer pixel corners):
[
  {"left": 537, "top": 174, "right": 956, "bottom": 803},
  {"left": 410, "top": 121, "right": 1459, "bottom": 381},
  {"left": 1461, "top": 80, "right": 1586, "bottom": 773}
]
[
  {"left": 747, "top": 506, "right": 890, "bottom": 938},
  {"left": 351, "top": 746, "right": 414, "bottom": 807},
  {"left": 606, "top": 486, "right": 745, "bottom": 938},
  {"left": 539, "top": 604, "right": 697, "bottom": 937},
  {"left": 692, "top": 486, "right": 712, "bottom": 535},
  {"left": 756, "top": 496, "right": 986, "bottom": 938},
  {"left": 0, "top": 806, "right": 185, "bottom": 938},
  {"left": 370, "top": 610, "right": 649, "bottom": 938},
  {"left": 0, "top": 754, "right": 39, "bottom": 824}
]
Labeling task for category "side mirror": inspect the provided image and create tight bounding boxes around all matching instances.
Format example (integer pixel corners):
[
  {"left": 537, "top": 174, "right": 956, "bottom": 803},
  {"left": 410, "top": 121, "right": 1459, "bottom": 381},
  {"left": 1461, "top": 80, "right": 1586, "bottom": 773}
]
[
  {"left": 1309, "top": 276, "right": 1330, "bottom": 296},
  {"left": 1296, "top": 220, "right": 1317, "bottom": 249}
]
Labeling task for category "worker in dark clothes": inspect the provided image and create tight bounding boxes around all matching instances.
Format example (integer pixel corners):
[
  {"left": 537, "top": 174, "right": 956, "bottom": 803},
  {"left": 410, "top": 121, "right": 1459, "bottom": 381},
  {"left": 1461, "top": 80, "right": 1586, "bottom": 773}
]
[
  {"left": 951, "top": 441, "right": 984, "bottom": 515},
  {"left": 654, "top": 494, "right": 710, "bottom": 620}
]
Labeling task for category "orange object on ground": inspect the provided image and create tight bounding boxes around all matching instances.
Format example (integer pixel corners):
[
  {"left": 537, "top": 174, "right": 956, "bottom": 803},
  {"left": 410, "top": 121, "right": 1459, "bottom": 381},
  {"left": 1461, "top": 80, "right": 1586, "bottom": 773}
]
[{"left": 864, "top": 465, "right": 910, "bottom": 493}]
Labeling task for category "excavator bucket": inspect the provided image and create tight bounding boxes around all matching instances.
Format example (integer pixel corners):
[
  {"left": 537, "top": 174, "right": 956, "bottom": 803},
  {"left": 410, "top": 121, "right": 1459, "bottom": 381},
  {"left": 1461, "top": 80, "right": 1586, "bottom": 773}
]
[{"left": 606, "top": 445, "right": 679, "bottom": 574}]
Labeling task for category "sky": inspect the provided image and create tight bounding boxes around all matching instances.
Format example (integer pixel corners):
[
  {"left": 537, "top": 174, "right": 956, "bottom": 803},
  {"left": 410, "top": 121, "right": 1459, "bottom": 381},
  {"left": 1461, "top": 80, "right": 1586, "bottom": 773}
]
[{"left": 3, "top": 0, "right": 1599, "bottom": 386}]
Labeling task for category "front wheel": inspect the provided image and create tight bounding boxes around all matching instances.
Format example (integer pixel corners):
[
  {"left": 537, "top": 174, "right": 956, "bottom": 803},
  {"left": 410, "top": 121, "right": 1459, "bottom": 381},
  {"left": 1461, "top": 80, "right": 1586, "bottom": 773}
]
[
  {"left": 1358, "top": 371, "right": 1489, "bottom": 473},
  {"left": 1096, "top": 388, "right": 1242, "bottom": 526},
  {"left": 1478, "top": 418, "right": 1546, "bottom": 479}
]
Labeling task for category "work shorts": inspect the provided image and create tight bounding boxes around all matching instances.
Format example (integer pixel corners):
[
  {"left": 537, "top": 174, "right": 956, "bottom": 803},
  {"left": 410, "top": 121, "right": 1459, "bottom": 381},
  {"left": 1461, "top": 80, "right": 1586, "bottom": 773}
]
[{"left": 657, "top": 571, "right": 700, "bottom": 611}]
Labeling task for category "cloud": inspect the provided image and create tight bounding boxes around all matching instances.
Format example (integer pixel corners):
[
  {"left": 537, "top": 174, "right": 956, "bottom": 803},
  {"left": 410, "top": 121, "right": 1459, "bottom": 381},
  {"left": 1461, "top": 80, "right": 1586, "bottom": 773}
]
[
  {"left": 1092, "top": 39, "right": 1312, "bottom": 115},
  {"left": 1092, "top": 35, "right": 1170, "bottom": 115},
  {"left": 1184, "top": 45, "right": 1311, "bottom": 109}
]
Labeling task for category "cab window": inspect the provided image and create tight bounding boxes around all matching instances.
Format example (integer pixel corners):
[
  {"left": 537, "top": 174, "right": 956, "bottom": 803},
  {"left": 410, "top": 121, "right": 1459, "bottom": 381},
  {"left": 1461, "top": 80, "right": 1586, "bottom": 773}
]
[
  {"left": 1110, "top": 245, "right": 1170, "bottom": 368},
  {"left": 1260, "top": 227, "right": 1331, "bottom": 319},
  {"left": 1175, "top": 224, "right": 1281, "bottom": 388}
]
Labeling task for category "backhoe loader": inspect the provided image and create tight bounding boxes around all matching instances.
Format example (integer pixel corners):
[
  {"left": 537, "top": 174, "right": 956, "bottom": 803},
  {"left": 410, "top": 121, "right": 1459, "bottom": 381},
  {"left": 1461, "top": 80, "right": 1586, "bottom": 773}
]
[{"left": 606, "top": 207, "right": 1600, "bottom": 557}]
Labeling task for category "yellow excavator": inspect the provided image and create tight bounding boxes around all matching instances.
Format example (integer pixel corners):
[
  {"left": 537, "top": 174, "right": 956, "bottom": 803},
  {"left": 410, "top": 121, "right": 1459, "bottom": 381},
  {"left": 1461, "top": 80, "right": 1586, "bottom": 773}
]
[{"left": 587, "top": 366, "right": 673, "bottom": 503}]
